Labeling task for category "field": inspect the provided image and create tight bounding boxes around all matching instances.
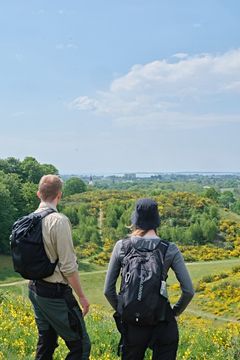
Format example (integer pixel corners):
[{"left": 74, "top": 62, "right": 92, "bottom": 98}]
[
  {"left": 1, "top": 154, "right": 240, "bottom": 358},
  {"left": 0, "top": 255, "right": 21, "bottom": 283},
  {"left": 0, "top": 256, "right": 240, "bottom": 359}
]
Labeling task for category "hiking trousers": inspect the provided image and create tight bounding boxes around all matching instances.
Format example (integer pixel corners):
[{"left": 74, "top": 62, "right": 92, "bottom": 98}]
[
  {"left": 28, "top": 280, "right": 91, "bottom": 360},
  {"left": 122, "top": 319, "right": 179, "bottom": 360}
]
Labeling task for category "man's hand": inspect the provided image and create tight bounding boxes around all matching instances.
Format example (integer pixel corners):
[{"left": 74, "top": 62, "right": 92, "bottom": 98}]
[
  {"left": 79, "top": 295, "right": 90, "bottom": 316},
  {"left": 66, "top": 271, "right": 90, "bottom": 316}
]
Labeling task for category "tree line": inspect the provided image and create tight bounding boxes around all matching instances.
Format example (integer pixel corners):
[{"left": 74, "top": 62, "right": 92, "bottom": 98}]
[
  {"left": 1, "top": 156, "right": 239, "bottom": 263},
  {"left": 0, "top": 156, "right": 87, "bottom": 253},
  {"left": 59, "top": 189, "right": 240, "bottom": 264},
  {"left": 0, "top": 157, "right": 58, "bottom": 253}
]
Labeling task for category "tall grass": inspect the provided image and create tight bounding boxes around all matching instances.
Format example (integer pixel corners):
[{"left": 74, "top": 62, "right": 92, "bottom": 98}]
[{"left": 0, "top": 293, "right": 239, "bottom": 360}]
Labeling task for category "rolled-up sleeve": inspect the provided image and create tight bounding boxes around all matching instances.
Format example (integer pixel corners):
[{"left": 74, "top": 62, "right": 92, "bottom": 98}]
[{"left": 52, "top": 216, "right": 78, "bottom": 277}]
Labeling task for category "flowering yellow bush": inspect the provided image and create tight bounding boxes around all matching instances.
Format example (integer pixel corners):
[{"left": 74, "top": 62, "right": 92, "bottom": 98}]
[
  {"left": 0, "top": 292, "right": 239, "bottom": 359},
  {"left": 179, "top": 245, "right": 232, "bottom": 262},
  {"left": 194, "top": 268, "right": 240, "bottom": 319}
]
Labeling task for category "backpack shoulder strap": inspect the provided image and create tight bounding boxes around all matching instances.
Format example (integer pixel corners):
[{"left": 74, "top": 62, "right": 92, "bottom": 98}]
[
  {"left": 38, "top": 208, "right": 56, "bottom": 219},
  {"left": 122, "top": 237, "right": 133, "bottom": 256},
  {"left": 158, "top": 239, "right": 169, "bottom": 261},
  {"left": 156, "top": 239, "right": 169, "bottom": 281}
]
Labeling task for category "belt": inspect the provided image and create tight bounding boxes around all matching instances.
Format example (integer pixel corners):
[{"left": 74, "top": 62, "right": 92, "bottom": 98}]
[
  {"left": 29, "top": 279, "right": 71, "bottom": 298},
  {"left": 35, "top": 279, "right": 69, "bottom": 289}
]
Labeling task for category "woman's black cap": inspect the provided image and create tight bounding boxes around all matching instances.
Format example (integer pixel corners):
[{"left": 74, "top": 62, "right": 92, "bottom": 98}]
[{"left": 131, "top": 198, "right": 161, "bottom": 230}]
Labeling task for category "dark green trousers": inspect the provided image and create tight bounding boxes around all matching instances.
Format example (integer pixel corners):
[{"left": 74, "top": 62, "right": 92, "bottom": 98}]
[{"left": 29, "top": 280, "right": 91, "bottom": 360}]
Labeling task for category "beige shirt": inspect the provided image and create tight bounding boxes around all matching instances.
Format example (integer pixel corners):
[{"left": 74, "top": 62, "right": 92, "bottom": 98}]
[{"left": 35, "top": 201, "right": 78, "bottom": 284}]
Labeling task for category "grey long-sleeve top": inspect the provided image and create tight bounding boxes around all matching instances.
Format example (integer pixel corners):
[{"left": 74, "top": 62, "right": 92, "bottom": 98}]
[{"left": 104, "top": 236, "right": 195, "bottom": 316}]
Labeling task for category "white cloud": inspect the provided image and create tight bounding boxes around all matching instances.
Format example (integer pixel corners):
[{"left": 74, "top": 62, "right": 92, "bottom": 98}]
[
  {"left": 70, "top": 49, "right": 240, "bottom": 128},
  {"left": 173, "top": 53, "right": 188, "bottom": 59},
  {"left": 69, "top": 96, "right": 98, "bottom": 111}
]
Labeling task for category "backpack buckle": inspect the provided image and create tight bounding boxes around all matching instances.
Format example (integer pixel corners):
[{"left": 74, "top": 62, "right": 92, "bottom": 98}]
[{"left": 125, "top": 272, "right": 131, "bottom": 283}]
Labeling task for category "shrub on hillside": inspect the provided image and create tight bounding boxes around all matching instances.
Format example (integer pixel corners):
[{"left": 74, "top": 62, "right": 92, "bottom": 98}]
[{"left": 63, "top": 177, "right": 87, "bottom": 197}]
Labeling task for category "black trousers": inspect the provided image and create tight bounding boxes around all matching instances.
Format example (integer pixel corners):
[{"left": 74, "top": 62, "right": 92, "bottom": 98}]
[
  {"left": 122, "top": 319, "right": 179, "bottom": 360},
  {"left": 36, "top": 326, "right": 84, "bottom": 360}
]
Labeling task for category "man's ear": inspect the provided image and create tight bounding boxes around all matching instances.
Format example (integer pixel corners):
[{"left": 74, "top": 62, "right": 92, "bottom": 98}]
[
  {"left": 57, "top": 191, "right": 62, "bottom": 201},
  {"left": 37, "top": 190, "right": 41, "bottom": 200}
]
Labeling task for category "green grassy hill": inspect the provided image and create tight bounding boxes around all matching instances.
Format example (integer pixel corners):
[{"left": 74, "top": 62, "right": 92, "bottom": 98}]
[
  {"left": 1, "top": 258, "right": 240, "bottom": 359},
  {"left": 1, "top": 255, "right": 240, "bottom": 310}
]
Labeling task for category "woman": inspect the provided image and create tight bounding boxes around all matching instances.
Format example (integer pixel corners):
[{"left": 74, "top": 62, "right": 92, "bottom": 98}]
[{"left": 104, "top": 198, "right": 194, "bottom": 360}]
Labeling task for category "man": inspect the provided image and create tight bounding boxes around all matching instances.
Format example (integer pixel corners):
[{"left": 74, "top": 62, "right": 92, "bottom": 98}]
[{"left": 28, "top": 174, "right": 91, "bottom": 360}]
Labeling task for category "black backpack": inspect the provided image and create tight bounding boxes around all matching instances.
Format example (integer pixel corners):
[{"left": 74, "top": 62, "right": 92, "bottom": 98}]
[
  {"left": 10, "top": 209, "right": 58, "bottom": 280},
  {"left": 119, "top": 238, "right": 170, "bottom": 326}
]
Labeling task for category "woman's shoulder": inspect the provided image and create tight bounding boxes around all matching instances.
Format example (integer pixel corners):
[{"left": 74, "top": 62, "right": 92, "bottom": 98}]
[
  {"left": 111, "top": 238, "right": 127, "bottom": 258},
  {"left": 115, "top": 238, "right": 128, "bottom": 248},
  {"left": 113, "top": 237, "right": 133, "bottom": 261},
  {"left": 164, "top": 241, "right": 181, "bottom": 259}
]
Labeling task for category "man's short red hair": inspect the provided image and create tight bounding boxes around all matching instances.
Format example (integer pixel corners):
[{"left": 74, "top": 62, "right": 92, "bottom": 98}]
[{"left": 38, "top": 175, "right": 63, "bottom": 202}]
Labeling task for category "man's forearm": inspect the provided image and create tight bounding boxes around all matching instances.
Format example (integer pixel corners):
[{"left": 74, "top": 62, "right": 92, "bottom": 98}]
[
  {"left": 66, "top": 271, "right": 90, "bottom": 316},
  {"left": 66, "top": 271, "right": 86, "bottom": 298}
]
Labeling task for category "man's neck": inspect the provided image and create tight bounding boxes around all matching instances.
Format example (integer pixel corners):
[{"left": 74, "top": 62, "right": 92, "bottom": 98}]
[{"left": 39, "top": 200, "right": 58, "bottom": 210}]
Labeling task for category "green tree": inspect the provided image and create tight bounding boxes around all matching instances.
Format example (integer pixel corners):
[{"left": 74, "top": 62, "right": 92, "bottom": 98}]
[
  {"left": 90, "top": 231, "right": 101, "bottom": 244},
  {"left": 20, "top": 157, "right": 43, "bottom": 183},
  {"left": 185, "top": 223, "right": 204, "bottom": 244},
  {"left": 219, "top": 191, "right": 235, "bottom": 209},
  {"left": 21, "top": 182, "right": 39, "bottom": 214},
  {"left": 1, "top": 172, "right": 25, "bottom": 219},
  {"left": 0, "top": 157, "right": 59, "bottom": 254},
  {"left": 0, "top": 157, "right": 22, "bottom": 177},
  {"left": 159, "top": 225, "right": 172, "bottom": 241},
  {"left": 116, "top": 222, "right": 129, "bottom": 239},
  {"left": 0, "top": 182, "right": 15, "bottom": 253},
  {"left": 201, "top": 220, "right": 218, "bottom": 242},
  {"left": 40, "top": 163, "right": 58, "bottom": 175},
  {"left": 78, "top": 204, "right": 89, "bottom": 218},
  {"left": 105, "top": 208, "right": 118, "bottom": 228},
  {"left": 209, "top": 206, "right": 219, "bottom": 220},
  {"left": 231, "top": 199, "right": 240, "bottom": 215},
  {"left": 62, "top": 207, "right": 79, "bottom": 226},
  {"left": 203, "top": 187, "right": 220, "bottom": 201},
  {"left": 63, "top": 177, "right": 87, "bottom": 197}
]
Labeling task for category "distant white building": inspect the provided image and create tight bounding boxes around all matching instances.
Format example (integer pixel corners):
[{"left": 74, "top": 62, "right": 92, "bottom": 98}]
[{"left": 89, "top": 175, "right": 94, "bottom": 186}]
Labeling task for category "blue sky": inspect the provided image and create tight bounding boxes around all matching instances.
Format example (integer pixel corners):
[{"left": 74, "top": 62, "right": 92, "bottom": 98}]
[{"left": 1, "top": 1, "right": 240, "bottom": 174}]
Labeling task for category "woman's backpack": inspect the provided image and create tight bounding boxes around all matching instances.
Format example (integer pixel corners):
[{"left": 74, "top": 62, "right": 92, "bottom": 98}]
[{"left": 119, "top": 238, "right": 170, "bottom": 326}]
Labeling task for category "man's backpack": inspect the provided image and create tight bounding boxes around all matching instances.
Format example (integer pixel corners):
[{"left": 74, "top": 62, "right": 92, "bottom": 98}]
[
  {"left": 119, "top": 238, "right": 170, "bottom": 326},
  {"left": 10, "top": 209, "right": 58, "bottom": 280}
]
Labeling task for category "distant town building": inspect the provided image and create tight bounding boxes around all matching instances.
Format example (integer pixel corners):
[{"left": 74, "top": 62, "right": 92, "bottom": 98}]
[
  {"left": 89, "top": 175, "right": 94, "bottom": 186},
  {"left": 124, "top": 173, "right": 136, "bottom": 180}
]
